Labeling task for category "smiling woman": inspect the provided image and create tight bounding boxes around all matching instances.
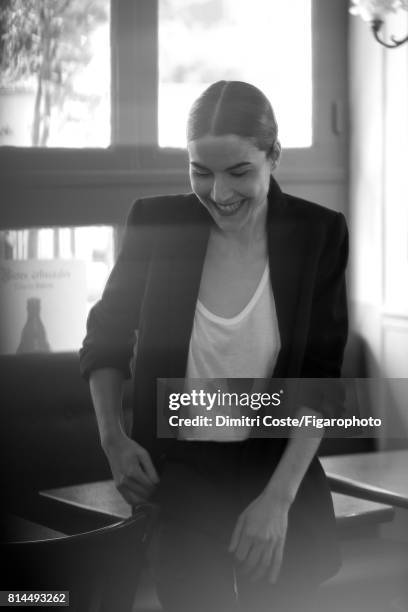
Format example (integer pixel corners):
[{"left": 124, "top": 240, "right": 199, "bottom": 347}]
[
  {"left": 187, "top": 81, "right": 281, "bottom": 233},
  {"left": 188, "top": 135, "right": 274, "bottom": 230},
  {"left": 80, "top": 80, "right": 349, "bottom": 612}
]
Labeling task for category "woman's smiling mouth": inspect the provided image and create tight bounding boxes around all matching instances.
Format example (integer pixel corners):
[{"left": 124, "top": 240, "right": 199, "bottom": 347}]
[{"left": 212, "top": 199, "right": 245, "bottom": 216}]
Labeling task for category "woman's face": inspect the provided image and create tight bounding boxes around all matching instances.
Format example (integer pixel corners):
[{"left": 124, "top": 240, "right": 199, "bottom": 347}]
[{"left": 188, "top": 134, "right": 274, "bottom": 233}]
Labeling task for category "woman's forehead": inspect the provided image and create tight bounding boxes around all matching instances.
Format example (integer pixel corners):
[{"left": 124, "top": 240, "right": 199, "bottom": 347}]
[{"left": 188, "top": 134, "right": 264, "bottom": 168}]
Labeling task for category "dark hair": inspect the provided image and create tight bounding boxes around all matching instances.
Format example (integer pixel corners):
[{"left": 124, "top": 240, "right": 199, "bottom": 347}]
[{"left": 187, "top": 81, "right": 279, "bottom": 157}]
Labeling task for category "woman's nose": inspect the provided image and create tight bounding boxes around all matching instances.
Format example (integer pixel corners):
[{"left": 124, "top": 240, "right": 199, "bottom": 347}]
[{"left": 210, "top": 176, "right": 233, "bottom": 203}]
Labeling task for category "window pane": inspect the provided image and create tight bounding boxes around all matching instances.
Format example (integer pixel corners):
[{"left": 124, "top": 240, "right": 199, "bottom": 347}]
[
  {"left": 0, "top": 0, "right": 110, "bottom": 148},
  {"left": 0, "top": 226, "right": 114, "bottom": 354},
  {"left": 158, "top": 0, "right": 312, "bottom": 149}
]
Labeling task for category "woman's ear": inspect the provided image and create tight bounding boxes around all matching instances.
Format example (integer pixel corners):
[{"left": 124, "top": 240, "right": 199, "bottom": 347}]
[{"left": 269, "top": 140, "right": 282, "bottom": 172}]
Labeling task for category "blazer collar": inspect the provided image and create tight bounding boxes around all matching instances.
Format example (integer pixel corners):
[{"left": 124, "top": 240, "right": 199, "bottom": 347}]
[{"left": 165, "top": 179, "right": 305, "bottom": 378}]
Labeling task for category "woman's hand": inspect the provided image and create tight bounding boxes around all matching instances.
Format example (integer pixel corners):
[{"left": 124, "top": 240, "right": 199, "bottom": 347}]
[
  {"left": 229, "top": 490, "right": 290, "bottom": 584},
  {"left": 103, "top": 432, "right": 160, "bottom": 506}
]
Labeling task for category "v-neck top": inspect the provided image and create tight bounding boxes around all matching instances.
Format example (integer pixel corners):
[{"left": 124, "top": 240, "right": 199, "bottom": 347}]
[
  {"left": 186, "top": 262, "right": 280, "bottom": 380},
  {"left": 183, "top": 262, "right": 281, "bottom": 441}
]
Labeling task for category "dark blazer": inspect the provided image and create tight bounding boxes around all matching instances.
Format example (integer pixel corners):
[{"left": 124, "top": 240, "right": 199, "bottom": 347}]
[{"left": 80, "top": 178, "right": 348, "bottom": 582}]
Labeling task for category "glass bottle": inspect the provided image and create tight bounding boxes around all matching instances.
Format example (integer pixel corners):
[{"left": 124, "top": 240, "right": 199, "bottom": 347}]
[{"left": 17, "top": 297, "right": 51, "bottom": 353}]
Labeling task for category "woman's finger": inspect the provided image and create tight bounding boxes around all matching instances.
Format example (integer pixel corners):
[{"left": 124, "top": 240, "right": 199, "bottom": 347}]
[
  {"left": 126, "top": 456, "right": 159, "bottom": 487},
  {"left": 234, "top": 532, "right": 253, "bottom": 564},
  {"left": 240, "top": 539, "right": 265, "bottom": 574},
  {"left": 229, "top": 513, "right": 245, "bottom": 552},
  {"left": 268, "top": 537, "right": 285, "bottom": 584},
  {"left": 117, "top": 478, "right": 150, "bottom": 497},
  {"left": 138, "top": 449, "right": 160, "bottom": 484},
  {"left": 125, "top": 465, "right": 154, "bottom": 488},
  {"left": 119, "top": 476, "right": 153, "bottom": 497},
  {"left": 117, "top": 484, "right": 150, "bottom": 506},
  {"left": 250, "top": 540, "right": 274, "bottom": 582}
]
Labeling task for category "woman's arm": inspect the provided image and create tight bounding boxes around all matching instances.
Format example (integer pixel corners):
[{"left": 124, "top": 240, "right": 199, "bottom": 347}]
[
  {"left": 230, "top": 212, "right": 349, "bottom": 582},
  {"left": 229, "top": 406, "right": 323, "bottom": 583},
  {"left": 79, "top": 199, "right": 152, "bottom": 381},
  {"left": 80, "top": 200, "right": 159, "bottom": 504},
  {"left": 90, "top": 368, "right": 159, "bottom": 505},
  {"left": 262, "top": 406, "right": 324, "bottom": 506},
  {"left": 89, "top": 368, "right": 126, "bottom": 448}
]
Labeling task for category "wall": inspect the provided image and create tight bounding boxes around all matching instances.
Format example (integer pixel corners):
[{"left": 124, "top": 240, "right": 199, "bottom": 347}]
[
  {"left": 349, "top": 13, "right": 408, "bottom": 445},
  {"left": 1, "top": 168, "right": 348, "bottom": 229}
]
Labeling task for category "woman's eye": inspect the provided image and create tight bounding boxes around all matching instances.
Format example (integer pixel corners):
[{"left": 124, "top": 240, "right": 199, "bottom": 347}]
[
  {"left": 191, "top": 170, "right": 211, "bottom": 177},
  {"left": 230, "top": 171, "right": 248, "bottom": 177}
]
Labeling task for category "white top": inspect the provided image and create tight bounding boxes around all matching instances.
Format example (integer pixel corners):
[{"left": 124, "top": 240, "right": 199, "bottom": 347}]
[{"left": 182, "top": 262, "right": 281, "bottom": 441}]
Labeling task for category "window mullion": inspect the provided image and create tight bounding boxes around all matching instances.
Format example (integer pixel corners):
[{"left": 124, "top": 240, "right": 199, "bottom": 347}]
[{"left": 111, "top": 0, "right": 158, "bottom": 148}]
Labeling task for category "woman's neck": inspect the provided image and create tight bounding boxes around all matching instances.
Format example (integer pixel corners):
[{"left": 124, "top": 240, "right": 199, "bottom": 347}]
[{"left": 211, "top": 198, "right": 268, "bottom": 254}]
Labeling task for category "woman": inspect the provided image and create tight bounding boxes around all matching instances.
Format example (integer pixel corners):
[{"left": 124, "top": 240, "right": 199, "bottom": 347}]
[{"left": 80, "top": 81, "right": 348, "bottom": 612}]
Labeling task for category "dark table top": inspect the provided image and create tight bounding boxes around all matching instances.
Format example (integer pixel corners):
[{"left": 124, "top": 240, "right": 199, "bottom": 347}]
[
  {"left": 41, "top": 479, "right": 395, "bottom": 530},
  {"left": 2, "top": 514, "right": 65, "bottom": 543},
  {"left": 321, "top": 449, "right": 408, "bottom": 508}
]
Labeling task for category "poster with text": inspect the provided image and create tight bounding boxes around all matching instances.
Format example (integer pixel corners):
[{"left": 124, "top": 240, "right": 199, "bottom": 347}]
[{"left": 0, "top": 260, "right": 87, "bottom": 354}]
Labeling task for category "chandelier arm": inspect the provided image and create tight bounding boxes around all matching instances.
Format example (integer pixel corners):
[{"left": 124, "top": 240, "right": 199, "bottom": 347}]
[
  {"left": 390, "top": 33, "right": 408, "bottom": 46},
  {"left": 371, "top": 18, "right": 408, "bottom": 48}
]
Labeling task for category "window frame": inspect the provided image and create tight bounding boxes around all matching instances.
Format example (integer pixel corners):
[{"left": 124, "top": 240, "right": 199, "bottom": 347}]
[{"left": 0, "top": 0, "right": 348, "bottom": 229}]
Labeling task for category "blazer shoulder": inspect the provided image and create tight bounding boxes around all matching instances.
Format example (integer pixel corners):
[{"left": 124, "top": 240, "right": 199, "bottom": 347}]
[
  {"left": 283, "top": 191, "right": 344, "bottom": 222},
  {"left": 281, "top": 192, "right": 347, "bottom": 240},
  {"left": 126, "top": 192, "right": 200, "bottom": 226}
]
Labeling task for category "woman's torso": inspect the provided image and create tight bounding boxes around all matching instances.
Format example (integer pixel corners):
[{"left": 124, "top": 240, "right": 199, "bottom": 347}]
[
  {"left": 198, "top": 226, "right": 268, "bottom": 318},
  {"left": 183, "top": 226, "right": 281, "bottom": 441}
]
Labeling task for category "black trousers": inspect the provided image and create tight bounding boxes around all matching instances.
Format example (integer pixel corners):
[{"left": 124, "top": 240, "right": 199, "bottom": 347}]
[{"left": 150, "top": 440, "right": 322, "bottom": 612}]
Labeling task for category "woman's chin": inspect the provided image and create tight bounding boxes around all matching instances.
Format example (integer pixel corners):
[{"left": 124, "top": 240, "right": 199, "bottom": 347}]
[{"left": 210, "top": 202, "right": 250, "bottom": 232}]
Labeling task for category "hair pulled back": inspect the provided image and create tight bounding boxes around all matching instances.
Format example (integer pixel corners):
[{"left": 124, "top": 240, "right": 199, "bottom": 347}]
[{"left": 187, "top": 81, "right": 279, "bottom": 157}]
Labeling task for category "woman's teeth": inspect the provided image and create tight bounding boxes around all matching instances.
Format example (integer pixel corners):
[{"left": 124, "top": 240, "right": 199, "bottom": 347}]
[{"left": 215, "top": 200, "right": 244, "bottom": 215}]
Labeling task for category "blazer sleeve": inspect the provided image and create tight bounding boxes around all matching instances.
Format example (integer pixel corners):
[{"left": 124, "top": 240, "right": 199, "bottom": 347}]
[
  {"left": 298, "top": 212, "right": 349, "bottom": 418},
  {"left": 79, "top": 199, "right": 153, "bottom": 380}
]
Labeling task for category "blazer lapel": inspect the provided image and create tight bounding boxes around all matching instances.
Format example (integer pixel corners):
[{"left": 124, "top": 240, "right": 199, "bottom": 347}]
[
  {"left": 165, "top": 195, "right": 211, "bottom": 377},
  {"left": 267, "top": 179, "right": 308, "bottom": 377}
]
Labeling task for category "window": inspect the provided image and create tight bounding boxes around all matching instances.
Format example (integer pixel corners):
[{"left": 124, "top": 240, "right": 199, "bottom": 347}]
[
  {"left": 158, "top": 0, "right": 312, "bottom": 149},
  {"left": 0, "top": 0, "right": 348, "bottom": 228},
  {"left": 0, "top": 226, "right": 114, "bottom": 353},
  {"left": 0, "top": 0, "right": 110, "bottom": 148},
  {"left": 0, "top": 0, "right": 347, "bottom": 357}
]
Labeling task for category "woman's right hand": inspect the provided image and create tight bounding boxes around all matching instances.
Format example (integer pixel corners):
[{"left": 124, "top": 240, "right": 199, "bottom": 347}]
[{"left": 103, "top": 432, "right": 160, "bottom": 506}]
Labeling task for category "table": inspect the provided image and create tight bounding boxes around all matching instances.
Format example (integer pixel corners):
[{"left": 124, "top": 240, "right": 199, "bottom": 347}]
[
  {"left": 1, "top": 514, "right": 65, "bottom": 543},
  {"left": 321, "top": 449, "right": 408, "bottom": 509},
  {"left": 41, "top": 479, "right": 394, "bottom": 531}
]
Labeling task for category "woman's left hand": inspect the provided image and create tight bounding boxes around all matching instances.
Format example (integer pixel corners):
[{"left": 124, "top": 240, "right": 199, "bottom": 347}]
[{"left": 228, "top": 490, "right": 290, "bottom": 584}]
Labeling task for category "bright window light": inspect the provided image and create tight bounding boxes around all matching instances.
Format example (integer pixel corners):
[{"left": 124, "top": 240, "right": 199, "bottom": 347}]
[{"left": 158, "top": 0, "right": 312, "bottom": 149}]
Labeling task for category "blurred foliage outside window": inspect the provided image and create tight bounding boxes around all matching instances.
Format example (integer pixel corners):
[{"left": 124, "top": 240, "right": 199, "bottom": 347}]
[
  {"left": 0, "top": 0, "right": 311, "bottom": 150},
  {"left": 0, "top": 0, "right": 110, "bottom": 147}
]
